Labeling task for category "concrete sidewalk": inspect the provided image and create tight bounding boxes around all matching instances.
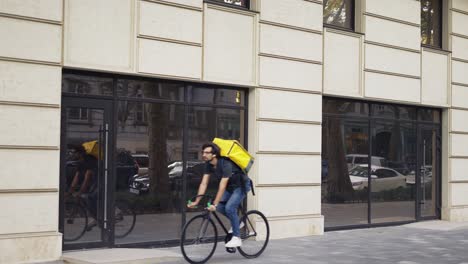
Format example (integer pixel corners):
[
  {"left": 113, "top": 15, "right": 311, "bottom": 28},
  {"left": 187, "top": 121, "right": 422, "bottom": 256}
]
[{"left": 39, "top": 220, "right": 468, "bottom": 264}]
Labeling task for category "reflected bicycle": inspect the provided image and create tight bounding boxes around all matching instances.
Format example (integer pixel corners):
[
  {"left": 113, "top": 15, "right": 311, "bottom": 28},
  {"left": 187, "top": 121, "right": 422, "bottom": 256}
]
[{"left": 63, "top": 193, "right": 136, "bottom": 241}]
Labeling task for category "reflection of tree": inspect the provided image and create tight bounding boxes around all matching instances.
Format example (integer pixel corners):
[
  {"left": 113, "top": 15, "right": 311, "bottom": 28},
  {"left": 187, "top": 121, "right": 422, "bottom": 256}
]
[
  {"left": 388, "top": 122, "right": 402, "bottom": 162},
  {"left": 324, "top": 0, "right": 347, "bottom": 27},
  {"left": 421, "top": 0, "right": 438, "bottom": 46},
  {"left": 148, "top": 85, "right": 171, "bottom": 210},
  {"left": 117, "top": 81, "right": 132, "bottom": 128},
  {"left": 325, "top": 101, "right": 353, "bottom": 201}
]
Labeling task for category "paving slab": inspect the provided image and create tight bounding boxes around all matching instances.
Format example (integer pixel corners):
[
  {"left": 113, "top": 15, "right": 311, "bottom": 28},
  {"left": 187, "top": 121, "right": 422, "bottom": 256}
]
[
  {"left": 36, "top": 221, "right": 468, "bottom": 264},
  {"left": 61, "top": 248, "right": 180, "bottom": 264}
]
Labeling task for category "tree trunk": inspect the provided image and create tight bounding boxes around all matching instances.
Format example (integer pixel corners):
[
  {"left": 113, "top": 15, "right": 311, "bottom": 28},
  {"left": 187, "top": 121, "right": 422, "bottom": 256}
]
[
  {"left": 148, "top": 85, "right": 171, "bottom": 210},
  {"left": 325, "top": 101, "right": 354, "bottom": 201}
]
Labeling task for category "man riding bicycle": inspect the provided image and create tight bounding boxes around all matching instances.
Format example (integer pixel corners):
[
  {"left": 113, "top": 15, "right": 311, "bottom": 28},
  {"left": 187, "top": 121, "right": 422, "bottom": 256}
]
[
  {"left": 66, "top": 144, "right": 99, "bottom": 229},
  {"left": 187, "top": 142, "right": 252, "bottom": 248}
]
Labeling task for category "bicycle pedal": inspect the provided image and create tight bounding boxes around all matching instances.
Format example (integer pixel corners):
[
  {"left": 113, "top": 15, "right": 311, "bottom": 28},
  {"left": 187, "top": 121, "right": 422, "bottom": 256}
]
[{"left": 226, "top": 247, "right": 236, "bottom": 254}]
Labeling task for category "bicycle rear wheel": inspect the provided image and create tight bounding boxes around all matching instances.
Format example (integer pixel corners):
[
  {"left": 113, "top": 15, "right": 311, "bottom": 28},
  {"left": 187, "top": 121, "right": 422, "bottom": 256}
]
[
  {"left": 238, "top": 210, "right": 270, "bottom": 258},
  {"left": 63, "top": 202, "right": 88, "bottom": 242},
  {"left": 114, "top": 203, "right": 136, "bottom": 239},
  {"left": 181, "top": 215, "right": 218, "bottom": 264}
]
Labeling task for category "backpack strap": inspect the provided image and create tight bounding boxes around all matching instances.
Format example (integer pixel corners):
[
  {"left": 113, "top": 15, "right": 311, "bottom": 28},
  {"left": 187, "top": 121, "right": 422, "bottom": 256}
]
[{"left": 250, "top": 179, "right": 255, "bottom": 196}]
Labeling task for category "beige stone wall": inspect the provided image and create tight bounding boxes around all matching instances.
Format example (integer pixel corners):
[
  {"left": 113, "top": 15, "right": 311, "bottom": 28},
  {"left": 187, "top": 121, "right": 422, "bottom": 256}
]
[
  {"left": 323, "top": 0, "right": 451, "bottom": 106},
  {"left": 0, "top": 0, "right": 63, "bottom": 263},
  {"left": 63, "top": 0, "right": 257, "bottom": 85},
  {"left": 251, "top": 0, "right": 324, "bottom": 239},
  {"left": 442, "top": 0, "right": 468, "bottom": 222}
]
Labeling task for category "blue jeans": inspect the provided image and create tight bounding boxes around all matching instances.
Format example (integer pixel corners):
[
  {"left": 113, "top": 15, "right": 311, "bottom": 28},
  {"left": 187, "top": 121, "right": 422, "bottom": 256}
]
[{"left": 216, "top": 178, "right": 251, "bottom": 237}]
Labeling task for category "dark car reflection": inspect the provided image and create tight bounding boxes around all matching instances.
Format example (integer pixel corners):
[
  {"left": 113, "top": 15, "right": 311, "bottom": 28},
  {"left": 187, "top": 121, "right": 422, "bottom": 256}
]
[
  {"left": 128, "top": 161, "right": 205, "bottom": 195},
  {"left": 116, "top": 150, "right": 139, "bottom": 191}
]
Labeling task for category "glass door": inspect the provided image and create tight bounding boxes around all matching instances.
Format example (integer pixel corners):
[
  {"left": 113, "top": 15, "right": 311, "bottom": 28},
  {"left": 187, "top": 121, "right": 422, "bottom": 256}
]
[
  {"left": 417, "top": 125, "right": 440, "bottom": 219},
  {"left": 370, "top": 120, "right": 416, "bottom": 223},
  {"left": 59, "top": 97, "right": 113, "bottom": 249}
]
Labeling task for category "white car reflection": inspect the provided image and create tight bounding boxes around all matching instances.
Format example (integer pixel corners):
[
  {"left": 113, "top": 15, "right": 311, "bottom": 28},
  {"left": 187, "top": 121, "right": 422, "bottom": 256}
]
[
  {"left": 349, "top": 165, "right": 407, "bottom": 192},
  {"left": 405, "top": 166, "right": 432, "bottom": 185},
  {"left": 346, "top": 154, "right": 386, "bottom": 171}
]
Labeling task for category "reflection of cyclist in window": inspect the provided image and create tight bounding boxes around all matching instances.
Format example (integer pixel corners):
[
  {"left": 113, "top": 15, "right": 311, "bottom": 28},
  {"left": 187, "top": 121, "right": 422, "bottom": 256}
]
[
  {"left": 66, "top": 144, "right": 99, "bottom": 228},
  {"left": 188, "top": 143, "right": 251, "bottom": 248}
]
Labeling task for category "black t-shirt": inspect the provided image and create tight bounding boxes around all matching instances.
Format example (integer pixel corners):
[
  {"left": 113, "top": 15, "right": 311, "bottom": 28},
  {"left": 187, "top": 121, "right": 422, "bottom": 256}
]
[
  {"left": 204, "top": 158, "right": 244, "bottom": 191},
  {"left": 77, "top": 154, "right": 98, "bottom": 191}
]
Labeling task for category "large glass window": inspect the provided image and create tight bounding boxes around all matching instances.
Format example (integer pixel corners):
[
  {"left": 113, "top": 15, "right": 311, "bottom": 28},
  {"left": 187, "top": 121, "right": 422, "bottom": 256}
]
[
  {"left": 116, "top": 102, "right": 184, "bottom": 243},
  {"left": 371, "top": 121, "right": 416, "bottom": 223},
  {"left": 322, "top": 116, "right": 369, "bottom": 227},
  {"left": 61, "top": 72, "right": 247, "bottom": 248},
  {"left": 323, "top": 0, "right": 354, "bottom": 30},
  {"left": 322, "top": 98, "right": 441, "bottom": 229},
  {"left": 421, "top": 0, "right": 442, "bottom": 47}
]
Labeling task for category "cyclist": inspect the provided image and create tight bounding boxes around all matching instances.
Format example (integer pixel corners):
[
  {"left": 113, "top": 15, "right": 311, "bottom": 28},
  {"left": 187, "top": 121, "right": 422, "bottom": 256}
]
[
  {"left": 66, "top": 144, "right": 99, "bottom": 229},
  {"left": 188, "top": 142, "right": 252, "bottom": 248}
]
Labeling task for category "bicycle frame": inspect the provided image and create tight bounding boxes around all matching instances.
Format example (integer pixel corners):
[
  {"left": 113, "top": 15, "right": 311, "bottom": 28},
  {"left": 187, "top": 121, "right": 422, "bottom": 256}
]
[{"left": 191, "top": 201, "right": 257, "bottom": 242}]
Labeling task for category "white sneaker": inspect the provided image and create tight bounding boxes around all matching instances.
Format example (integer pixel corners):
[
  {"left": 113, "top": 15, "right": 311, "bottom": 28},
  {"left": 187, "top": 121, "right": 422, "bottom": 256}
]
[
  {"left": 225, "top": 236, "right": 242, "bottom": 248},
  {"left": 228, "top": 221, "right": 245, "bottom": 233}
]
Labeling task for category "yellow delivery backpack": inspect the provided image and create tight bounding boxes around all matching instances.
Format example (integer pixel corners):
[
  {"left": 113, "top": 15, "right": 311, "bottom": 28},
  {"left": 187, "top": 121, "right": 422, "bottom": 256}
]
[{"left": 212, "top": 138, "right": 254, "bottom": 173}]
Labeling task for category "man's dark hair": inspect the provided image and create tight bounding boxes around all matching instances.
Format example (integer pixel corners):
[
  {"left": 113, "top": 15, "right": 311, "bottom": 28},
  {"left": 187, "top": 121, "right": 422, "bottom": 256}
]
[
  {"left": 68, "top": 144, "right": 86, "bottom": 154},
  {"left": 202, "top": 143, "right": 220, "bottom": 157}
]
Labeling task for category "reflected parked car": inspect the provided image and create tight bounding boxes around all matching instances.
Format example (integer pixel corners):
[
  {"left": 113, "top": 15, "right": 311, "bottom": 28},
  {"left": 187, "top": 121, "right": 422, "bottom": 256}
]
[
  {"left": 116, "top": 150, "right": 139, "bottom": 191},
  {"left": 387, "top": 161, "right": 411, "bottom": 175},
  {"left": 406, "top": 166, "right": 432, "bottom": 185},
  {"left": 128, "top": 160, "right": 205, "bottom": 195},
  {"left": 132, "top": 154, "right": 149, "bottom": 175},
  {"left": 349, "top": 165, "right": 407, "bottom": 192},
  {"left": 346, "top": 154, "right": 387, "bottom": 170},
  {"left": 128, "top": 174, "right": 149, "bottom": 194}
]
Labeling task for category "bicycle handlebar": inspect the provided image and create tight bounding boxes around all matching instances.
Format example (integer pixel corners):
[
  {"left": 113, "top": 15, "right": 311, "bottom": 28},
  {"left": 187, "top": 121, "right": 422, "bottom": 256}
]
[{"left": 187, "top": 194, "right": 214, "bottom": 208}]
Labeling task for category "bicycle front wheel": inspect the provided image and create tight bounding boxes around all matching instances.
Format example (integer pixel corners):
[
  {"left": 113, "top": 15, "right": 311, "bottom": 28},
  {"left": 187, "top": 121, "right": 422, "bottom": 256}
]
[
  {"left": 238, "top": 210, "right": 270, "bottom": 258},
  {"left": 181, "top": 215, "right": 218, "bottom": 264},
  {"left": 63, "top": 202, "right": 88, "bottom": 242},
  {"left": 114, "top": 204, "right": 136, "bottom": 239}
]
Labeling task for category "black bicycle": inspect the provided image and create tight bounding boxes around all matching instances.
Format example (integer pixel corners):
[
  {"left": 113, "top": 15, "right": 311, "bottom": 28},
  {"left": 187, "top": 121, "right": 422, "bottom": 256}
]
[
  {"left": 180, "top": 195, "right": 270, "bottom": 264},
  {"left": 63, "top": 193, "right": 136, "bottom": 241}
]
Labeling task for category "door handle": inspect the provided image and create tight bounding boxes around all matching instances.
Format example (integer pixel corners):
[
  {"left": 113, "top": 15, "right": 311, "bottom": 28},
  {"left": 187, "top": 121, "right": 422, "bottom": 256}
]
[{"left": 103, "top": 123, "right": 109, "bottom": 229}]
